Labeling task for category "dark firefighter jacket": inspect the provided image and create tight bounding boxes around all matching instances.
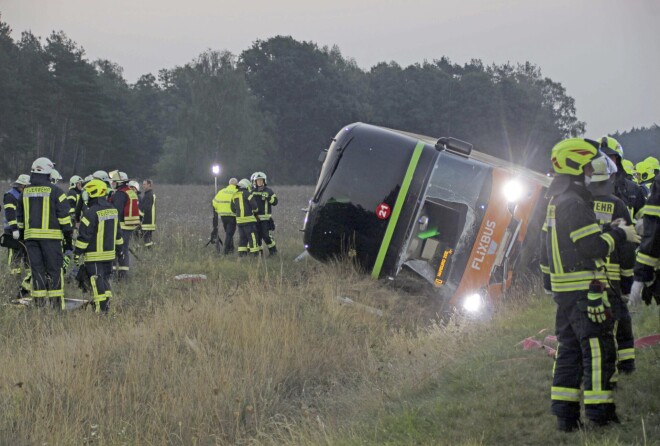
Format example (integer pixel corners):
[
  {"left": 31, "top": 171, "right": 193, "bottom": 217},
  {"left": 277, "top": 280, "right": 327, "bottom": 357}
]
[
  {"left": 74, "top": 197, "right": 124, "bottom": 262},
  {"left": 110, "top": 184, "right": 140, "bottom": 230},
  {"left": 634, "top": 175, "right": 660, "bottom": 283},
  {"left": 231, "top": 189, "right": 258, "bottom": 224},
  {"left": 139, "top": 189, "right": 156, "bottom": 231},
  {"left": 540, "top": 176, "right": 627, "bottom": 293},
  {"left": 589, "top": 184, "right": 636, "bottom": 292},
  {"left": 20, "top": 173, "right": 72, "bottom": 240},
  {"left": 251, "top": 186, "right": 278, "bottom": 220},
  {"left": 67, "top": 187, "right": 83, "bottom": 224},
  {"left": 3, "top": 187, "right": 23, "bottom": 232},
  {"left": 614, "top": 172, "right": 646, "bottom": 220}
]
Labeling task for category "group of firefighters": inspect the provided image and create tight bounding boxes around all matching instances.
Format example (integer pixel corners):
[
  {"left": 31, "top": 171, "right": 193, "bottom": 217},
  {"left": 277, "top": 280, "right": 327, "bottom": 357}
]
[
  {"left": 211, "top": 172, "right": 278, "bottom": 257},
  {"left": 1, "top": 157, "right": 157, "bottom": 313},
  {"left": 540, "top": 136, "right": 659, "bottom": 431}
]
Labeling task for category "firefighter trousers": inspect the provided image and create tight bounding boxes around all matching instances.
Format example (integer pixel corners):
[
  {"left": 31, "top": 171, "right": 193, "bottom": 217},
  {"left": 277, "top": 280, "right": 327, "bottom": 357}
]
[
  {"left": 85, "top": 261, "right": 112, "bottom": 313},
  {"left": 5, "top": 242, "right": 31, "bottom": 296},
  {"left": 220, "top": 216, "right": 236, "bottom": 254},
  {"left": 237, "top": 222, "right": 258, "bottom": 257},
  {"left": 551, "top": 292, "right": 617, "bottom": 424},
  {"left": 255, "top": 219, "right": 277, "bottom": 254},
  {"left": 117, "top": 228, "right": 133, "bottom": 279},
  {"left": 610, "top": 293, "right": 635, "bottom": 375},
  {"left": 142, "top": 230, "right": 154, "bottom": 248},
  {"left": 25, "top": 239, "right": 65, "bottom": 309}
]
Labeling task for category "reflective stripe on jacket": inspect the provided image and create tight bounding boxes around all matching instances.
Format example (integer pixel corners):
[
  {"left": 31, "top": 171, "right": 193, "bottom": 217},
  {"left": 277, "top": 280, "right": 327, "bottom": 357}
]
[
  {"left": 21, "top": 174, "right": 72, "bottom": 240},
  {"left": 75, "top": 198, "right": 124, "bottom": 262}
]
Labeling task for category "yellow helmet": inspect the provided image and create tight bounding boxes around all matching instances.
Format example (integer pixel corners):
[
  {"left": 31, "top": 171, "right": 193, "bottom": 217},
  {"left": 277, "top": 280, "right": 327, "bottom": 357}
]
[
  {"left": 621, "top": 159, "right": 635, "bottom": 176},
  {"left": 551, "top": 138, "right": 600, "bottom": 176},
  {"left": 84, "top": 179, "right": 108, "bottom": 198},
  {"left": 645, "top": 156, "right": 659, "bottom": 172},
  {"left": 599, "top": 136, "right": 624, "bottom": 159},
  {"left": 636, "top": 160, "right": 655, "bottom": 182}
]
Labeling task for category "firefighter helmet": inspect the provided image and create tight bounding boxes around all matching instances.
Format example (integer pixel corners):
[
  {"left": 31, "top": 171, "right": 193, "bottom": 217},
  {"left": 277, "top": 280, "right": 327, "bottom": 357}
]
[
  {"left": 93, "top": 170, "right": 110, "bottom": 182},
  {"left": 645, "top": 156, "right": 660, "bottom": 172},
  {"left": 590, "top": 153, "right": 618, "bottom": 183},
  {"left": 13, "top": 174, "right": 30, "bottom": 186},
  {"left": 252, "top": 171, "right": 267, "bottom": 185},
  {"left": 637, "top": 160, "right": 656, "bottom": 182},
  {"left": 69, "top": 175, "right": 83, "bottom": 188},
  {"left": 50, "top": 169, "right": 62, "bottom": 184},
  {"left": 621, "top": 159, "right": 635, "bottom": 176},
  {"left": 599, "top": 136, "right": 624, "bottom": 159},
  {"left": 31, "top": 157, "right": 55, "bottom": 175},
  {"left": 128, "top": 180, "right": 140, "bottom": 191},
  {"left": 84, "top": 179, "right": 108, "bottom": 199},
  {"left": 550, "top": 138, "right": 600, "bottom": 176},
  {"left": 238, "top": 178, "right": 252, "bottom": 190}
]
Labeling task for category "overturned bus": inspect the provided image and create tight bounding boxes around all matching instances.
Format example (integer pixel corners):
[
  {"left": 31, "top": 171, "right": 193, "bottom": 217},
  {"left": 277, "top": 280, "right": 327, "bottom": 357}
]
[{"left": 302, "top": 123, "right": 550, "bottom": 314}]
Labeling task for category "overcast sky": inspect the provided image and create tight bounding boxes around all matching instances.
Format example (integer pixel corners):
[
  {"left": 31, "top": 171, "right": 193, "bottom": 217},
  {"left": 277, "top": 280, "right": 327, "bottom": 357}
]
[{"left": 2, "top": 0, "right": 659, "bottom": 137}]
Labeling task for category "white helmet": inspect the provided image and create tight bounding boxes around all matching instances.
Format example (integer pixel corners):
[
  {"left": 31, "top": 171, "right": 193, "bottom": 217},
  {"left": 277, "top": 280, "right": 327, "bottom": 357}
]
[
  {"left": 120, "top": 172, "right": 129, "bottom": 181},
  {"left": 84, "top": 174, "right": 94, "bottom": 182},
  {"left": 591, "top": 153, "right": 618, "bottom": 183},
  {"left": 252, "top": 171, "right": 267, "bottom": 185},
  {"left": 128, "top": 180, "right": 140, "bottom": 191},
  {"left": 31, "top": 157, "right": 55, "bottom": 175},
  {"left": 69, "top": 175, "right": 83, "bottom": 188},
  {"left": 238, "top": 178, "right": 252, "bottom": 190},
  {"left": 13, "top": 174, "right": 31, "bottom": 186},
  {"left": 50, "top": 169, "right": 63, "bottom": 184},
  {"left": 93, "top": 170, "right": 110, "bottom": 182}
]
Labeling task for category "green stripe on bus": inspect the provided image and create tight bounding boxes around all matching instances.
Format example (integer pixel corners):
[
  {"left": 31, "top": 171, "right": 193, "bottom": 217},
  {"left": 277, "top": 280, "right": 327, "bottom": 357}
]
[{"left": 371, "top": 141, "right": 425, "bottom": 278}]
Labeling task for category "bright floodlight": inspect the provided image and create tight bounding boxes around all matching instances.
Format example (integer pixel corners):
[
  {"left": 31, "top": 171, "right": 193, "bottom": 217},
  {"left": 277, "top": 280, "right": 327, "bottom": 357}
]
[
  {"left": 212, "top": 164, "right": 220, "bottom": 176},
  {"left": 502, "top": 179, "right": 524, "bottom": 202},
  {"left": 463, "top": 293, "right": 482, "bottom": 313}
]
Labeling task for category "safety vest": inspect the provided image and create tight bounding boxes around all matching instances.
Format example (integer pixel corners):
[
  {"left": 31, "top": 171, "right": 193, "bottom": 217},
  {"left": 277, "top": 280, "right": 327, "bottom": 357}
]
[
  {"left": 213, "top": 185, "right": 237, "bottom": 217},
  {"left": 117, "top": 186, "right": 141, "bottom": 230},
  {"left": 3, "top": 188, "right": 21, "bottom": 231}
]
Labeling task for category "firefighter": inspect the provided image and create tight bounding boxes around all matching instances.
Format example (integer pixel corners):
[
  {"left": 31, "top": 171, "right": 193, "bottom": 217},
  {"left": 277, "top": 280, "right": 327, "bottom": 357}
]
[
  {"left": 250, "top": 171, "right": 278, "bottom": 255},
  {"left": 139, "top": 179, "right": 156, "bottom": 248},
  {"left": 67, "top": 175, "right": 84, "bottom": 225},
  {"left": 630, "top": 173, "right": 660, "bottom": 306},
  {"left": 599, "top": 136, "right": 646, "bottom": 220},
  {"left": 539, "top": 138, "right": 640, "bottom": 431},
  {"left": 231, "top": 178, "right": 259, "bottom": 257},
  {"left": 587, "top": 155, "right": 636, "bottom": 376},
  {"left": 212, "top": 178, "right": 238, "bottom": 254},
  {"left": 109, "top": 171, "right": 140, "bottom": 279},
  {"left": 50, "top": 169, "right": 63, "bottom": 186},
  {"left": 19, "top": 157, "right": 73, "bottom": 309},
  {"left": 3, "top": 174, "right": 31, "bottom": 297},
  {"left": 73, "top": 179, "right": 124, "bottom": 313}
]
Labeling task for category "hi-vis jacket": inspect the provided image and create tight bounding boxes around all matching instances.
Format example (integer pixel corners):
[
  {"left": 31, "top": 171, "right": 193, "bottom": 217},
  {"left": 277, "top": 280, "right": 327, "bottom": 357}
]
[
  {"left": 110, "top": 185, "right": 140, "bottom": 230},
  {"left": 634, "top": 176, "right": 660, "bottom": 283},
  {"left": 591, "top": 192, "right": 636, "bottom": 288},
  {"left": 250, "top": 186, "right": 278, "bottom": 220},
  {"left": 3, "top": 187, "right": 23, "bottom": 232},
  {"left": 75, "top": 198, "right": 124, "bottom": 262},
  {"left": 231, "top": 189, "right": 258, "bottom": 224},
  {"left": 212, "top": 184, "right": 237, "bottom": 217},
  {"left": 139, "top": 189, "right": 156, "bottom": 231},
  {"left": 540, "top": 180, "right": 626, "bottom": 293},
  {"left": 20, "top": 174, "right": 72, "bottom": 240}
]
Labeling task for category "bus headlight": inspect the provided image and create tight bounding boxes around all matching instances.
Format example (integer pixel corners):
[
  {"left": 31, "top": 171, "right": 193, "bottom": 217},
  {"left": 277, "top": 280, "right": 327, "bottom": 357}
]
[
  {"left": 502, "top": 179, "right": 524, "bottom": 203},
  {"left": 462, "top": 293, "right": 483, "bottom": 313}
]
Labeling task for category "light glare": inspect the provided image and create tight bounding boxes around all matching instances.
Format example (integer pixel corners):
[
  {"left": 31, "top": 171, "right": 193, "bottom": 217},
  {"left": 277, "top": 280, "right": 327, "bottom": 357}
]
[
  {"left": 212, "top": 164, "right": 220, "bottom": 175},
  {"left": 502, "top": 179, "right": 524, "bottom": 202},
  {"left": 463, "top": 293, "right": 482, "bottom": 313}
]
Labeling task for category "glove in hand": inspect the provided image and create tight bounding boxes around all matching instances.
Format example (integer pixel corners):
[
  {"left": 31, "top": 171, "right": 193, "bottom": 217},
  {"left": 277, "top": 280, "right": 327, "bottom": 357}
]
[
  {"left": 617, "top": 222, "right": 641, "bottom": 244},
  {"left": 12, "top": 230, "right": 20, "bottom": 240},
  {"left": 587, "top": 280, "right": 607, "bottom": 323}
]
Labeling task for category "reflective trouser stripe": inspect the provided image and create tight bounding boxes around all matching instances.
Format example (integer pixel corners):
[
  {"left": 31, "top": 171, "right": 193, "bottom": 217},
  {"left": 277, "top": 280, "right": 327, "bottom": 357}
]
[
  {"left": 144, "top": 242, "right": 154, "bottom": 247},
  {"left": 618, "top": 348, "right": 635, "bottom": 361},
  {"left": 249, "top": 233, "right": 259, "bottom": 253},
  {"left": 117, "top": 266, "right": 129, "bottom": 271},
  {"left": 551, "top": 386, "right": 581, "bottom": 402},
  {"left": 584, "top": 390, "right": 614, "bottom": 404},
  {"left": 637, "top": 252, "right": 659, "bottom": 268}
]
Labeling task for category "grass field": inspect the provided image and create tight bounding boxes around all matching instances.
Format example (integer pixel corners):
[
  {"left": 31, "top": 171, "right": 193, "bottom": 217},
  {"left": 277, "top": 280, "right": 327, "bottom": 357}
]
[{"left": 0, "top": 184, "right": 658, "bottom": 445}]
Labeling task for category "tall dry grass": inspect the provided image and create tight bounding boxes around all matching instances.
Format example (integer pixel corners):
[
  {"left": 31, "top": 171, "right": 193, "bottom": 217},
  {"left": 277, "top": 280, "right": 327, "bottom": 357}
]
[{"left": 0, "top": 185, "right": 476, "bottom": 444}]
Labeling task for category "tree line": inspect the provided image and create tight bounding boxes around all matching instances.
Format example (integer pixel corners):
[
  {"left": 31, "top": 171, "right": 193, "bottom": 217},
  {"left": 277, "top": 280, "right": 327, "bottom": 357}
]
[{"left": 1, "top": 17, "right": 623, "bottom": 184}]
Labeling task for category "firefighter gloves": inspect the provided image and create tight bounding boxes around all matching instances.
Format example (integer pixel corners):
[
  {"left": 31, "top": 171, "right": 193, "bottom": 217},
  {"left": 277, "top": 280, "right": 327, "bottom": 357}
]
[{"left": 587, "top": 280, "right": 608, "bottom": 323}]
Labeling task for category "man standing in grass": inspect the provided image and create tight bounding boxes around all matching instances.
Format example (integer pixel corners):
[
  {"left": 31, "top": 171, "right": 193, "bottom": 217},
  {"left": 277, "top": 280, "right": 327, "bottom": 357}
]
[
  {"left": 540, "top": 139, "right": 640, "bottom": 431},
  {"left": 212, "top": 178, "right": 238, "bottom": 255},
  {"left": 74, "top": 179, "right": 124, "bottom": 313},
  {"left": 140, "top": 179, "right": 156, "bottom": 248}
]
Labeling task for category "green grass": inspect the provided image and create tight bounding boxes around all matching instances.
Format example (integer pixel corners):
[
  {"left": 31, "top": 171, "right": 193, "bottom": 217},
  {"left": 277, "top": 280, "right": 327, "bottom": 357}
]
[{"left": 0, "top": 184, "right": 658, "bottom": 445}]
